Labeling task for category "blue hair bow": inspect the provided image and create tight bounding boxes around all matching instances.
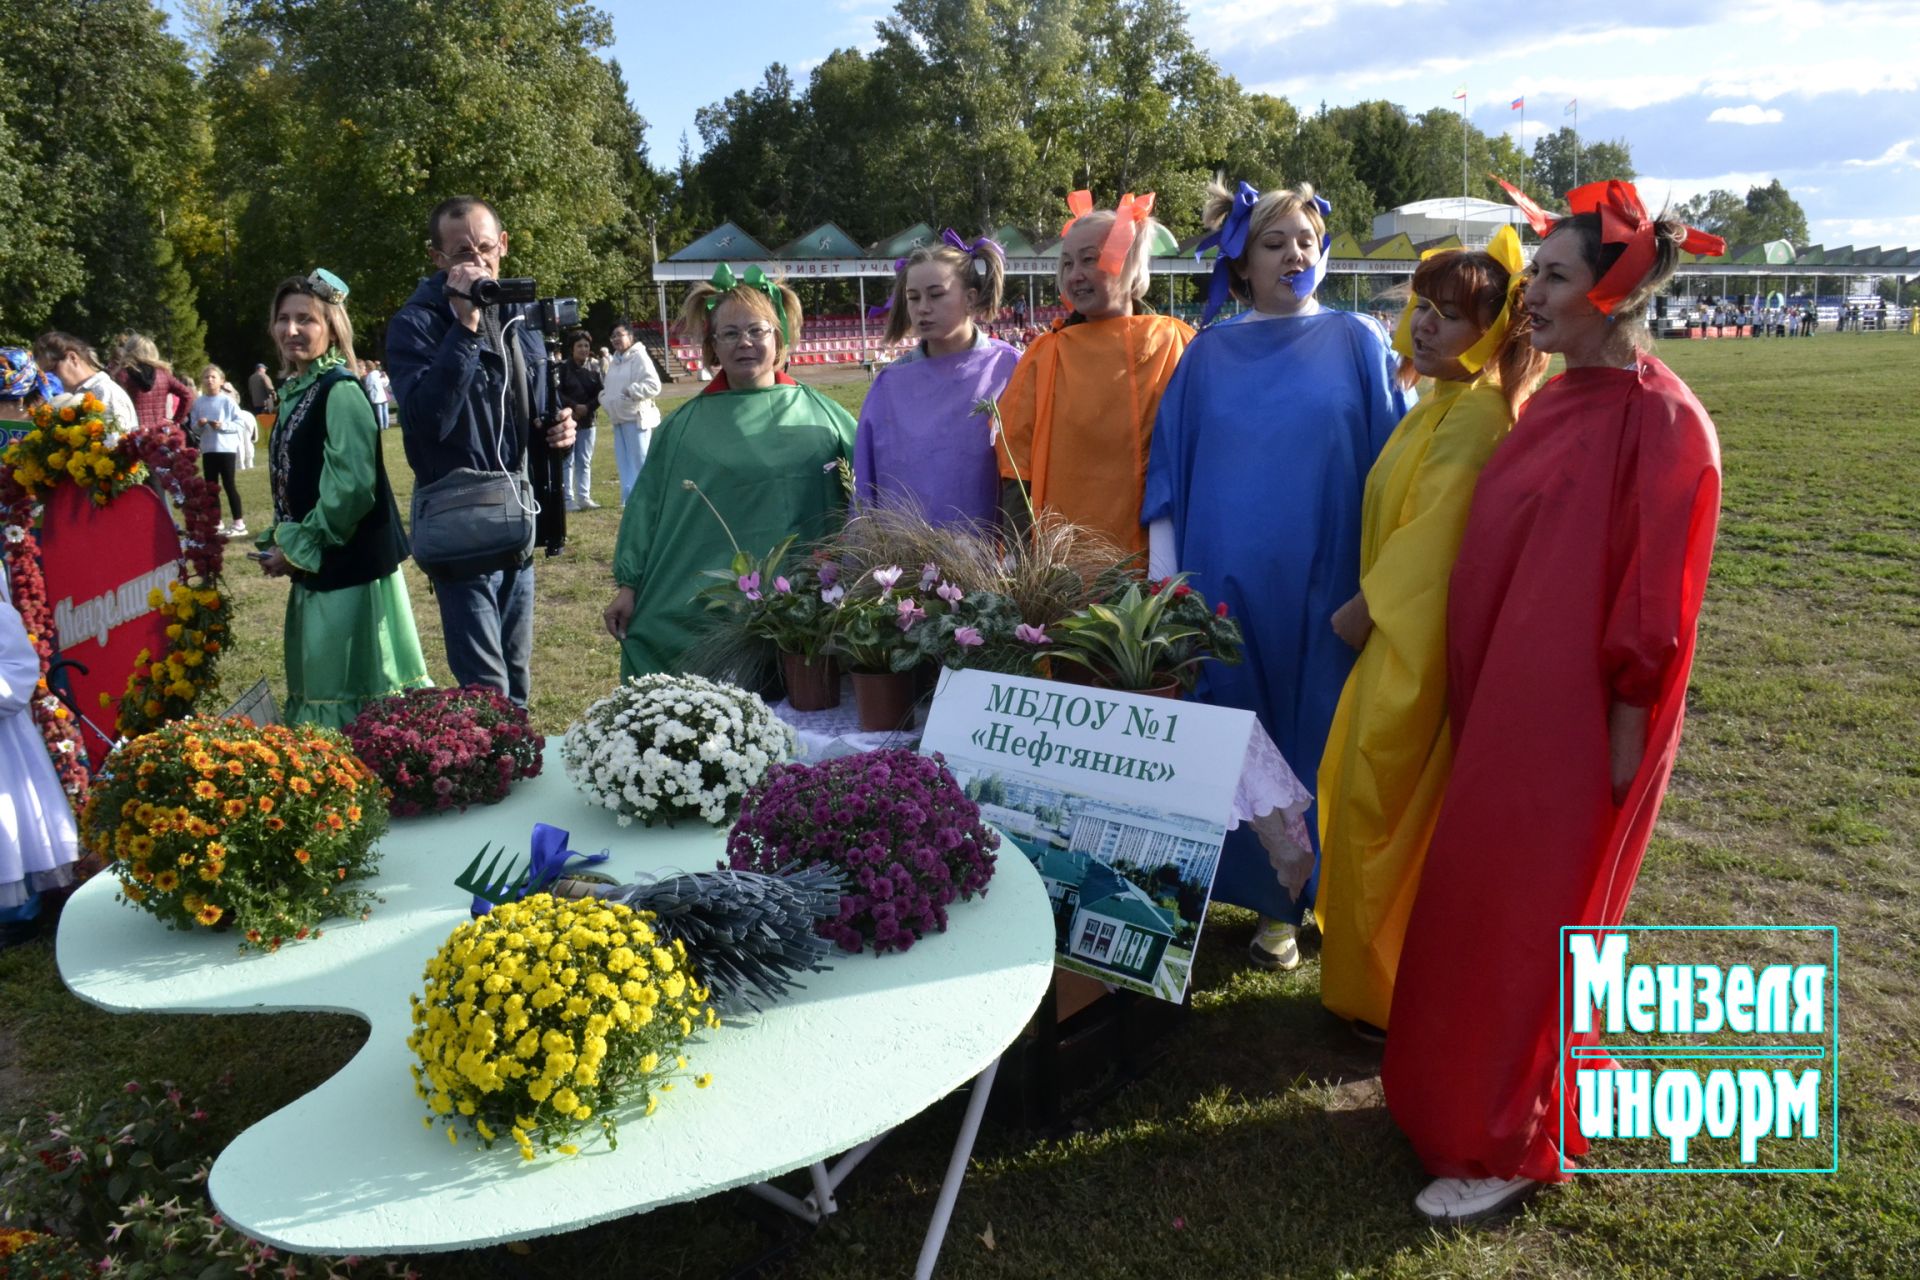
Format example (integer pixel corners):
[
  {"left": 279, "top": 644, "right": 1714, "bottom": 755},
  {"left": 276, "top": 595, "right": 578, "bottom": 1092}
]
[
  {"left": 1195, "top": 182, "right": 1261, "bottom": 327},
  {"left": 1194, "top": 185, "right": 1335, "bottom": 325},
  {"left": 940, "top": 228, "right": 1004, "bottom": 263}
]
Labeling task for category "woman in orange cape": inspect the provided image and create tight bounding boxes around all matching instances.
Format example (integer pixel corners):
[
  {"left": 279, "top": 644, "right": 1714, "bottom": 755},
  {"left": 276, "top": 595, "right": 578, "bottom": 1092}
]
[{"left": 996, "top": 192, "right": 1192, "bottom": 557}]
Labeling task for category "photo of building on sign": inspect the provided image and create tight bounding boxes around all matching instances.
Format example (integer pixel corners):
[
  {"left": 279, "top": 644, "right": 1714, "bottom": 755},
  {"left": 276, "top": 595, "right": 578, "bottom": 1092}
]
[{"left": 940, "top": 754, "right": 1227, "bottom": 1001}]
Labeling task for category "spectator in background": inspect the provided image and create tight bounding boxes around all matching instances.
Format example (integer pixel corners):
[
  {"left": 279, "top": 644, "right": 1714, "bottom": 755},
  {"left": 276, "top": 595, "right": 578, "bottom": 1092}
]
[
  {"left": 191, "top": 364, "right": 250, "bottom": 537},
  {"left": 30, "top": 333, "right": 140, "bottom": 438},
  {"left": 559, "top": 329, "right": 604, "bottom": 510},
  {"left": 111, "top": 333, "right": 194, "bottom": 436},
  {"left": 598, "top": 320, "right": 661, "bottom": 504},
  {"left": 362, "top": 359, "right": 392, "bottom": 430},
  {"left": 248, "top": 362, "right": 276, "bottom": 413}
]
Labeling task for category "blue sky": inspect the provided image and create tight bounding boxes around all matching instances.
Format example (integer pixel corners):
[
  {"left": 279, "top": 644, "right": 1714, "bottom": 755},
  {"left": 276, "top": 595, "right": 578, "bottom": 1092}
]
[{"left": 601, "top": 0, "right": 1920, "bottom": 251}]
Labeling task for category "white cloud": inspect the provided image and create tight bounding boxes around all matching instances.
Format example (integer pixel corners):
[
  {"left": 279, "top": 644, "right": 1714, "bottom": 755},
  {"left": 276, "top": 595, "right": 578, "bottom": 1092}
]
[
  {"left": 1844, "top": 140, "right": 1920, "bottom": 170},
  {"left": 1810, "top": 213, "right": 1920, "bottom": 244},
  {"left": 1708, "top": 105, "right": 1784, "bottom": 125},
  {"left": 1632, "top": 171, "right": 1782, "bottom": 207}
]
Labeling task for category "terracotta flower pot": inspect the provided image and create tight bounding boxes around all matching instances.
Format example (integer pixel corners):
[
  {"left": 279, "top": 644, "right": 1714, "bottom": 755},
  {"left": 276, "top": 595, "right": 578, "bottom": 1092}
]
[
  {"left": 851, "top": 670, "right": 919, "bottom": 732},
  {"left": 780, "top": 651, "right": 840, "bottom": 712}
]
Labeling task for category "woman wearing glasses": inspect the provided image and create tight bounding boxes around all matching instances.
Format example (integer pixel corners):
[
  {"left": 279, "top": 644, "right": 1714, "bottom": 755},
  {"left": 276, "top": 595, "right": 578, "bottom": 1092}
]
[
  {"left": 602, "top": 267, "right": 855, "bottom": 677},
  {"left": 256, "top": 270, "right": 429, "bottom": 725}
]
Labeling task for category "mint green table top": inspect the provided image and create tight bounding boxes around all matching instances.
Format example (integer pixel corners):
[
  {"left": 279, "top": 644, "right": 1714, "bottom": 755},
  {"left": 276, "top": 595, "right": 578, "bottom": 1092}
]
[{"left": 56, "top": 741, "right": 1054, "bottom": 1255}]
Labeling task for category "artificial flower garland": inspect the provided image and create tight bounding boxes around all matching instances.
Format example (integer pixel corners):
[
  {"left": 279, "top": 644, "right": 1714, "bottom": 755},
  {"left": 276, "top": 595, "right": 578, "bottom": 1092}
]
[{"left": 0, "top": 393, "right": 230, "bottom": 800}]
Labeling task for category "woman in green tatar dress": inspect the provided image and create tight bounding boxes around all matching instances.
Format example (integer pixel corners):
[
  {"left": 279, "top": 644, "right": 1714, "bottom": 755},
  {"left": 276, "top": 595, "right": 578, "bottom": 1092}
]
[
  {"left": 256, "top": 270, "right": 430, "bottom": 725},
  {"left": 601, "top": 267, "right": 856, "bottom": 677}
]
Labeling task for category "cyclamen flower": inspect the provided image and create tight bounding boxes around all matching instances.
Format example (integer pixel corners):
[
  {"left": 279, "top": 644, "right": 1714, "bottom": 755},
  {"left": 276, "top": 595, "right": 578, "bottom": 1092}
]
[
  {"left": 872, "top": 565, "right": 903, "bottom": 594},
  {"left": 953, "top": 626, "right": 984, "bottom": 648},
  {"left": 737, "top": 571, "right": 762, "bottom": 601},
  {"left": 1014, "top": 623, "right": 1051, "bottom": 645},
  {"left": 821, "top": 583, "right": 846, "bottom": 605},
  {"left": 896, "top": 597, "right": 927, "bottom": 630},
  {"left": 818, "top": 561, "right": 840, "bottom": 588},
  {"left": 774, "top": 576, "right": 792, "bottom": 594},
  {"left": 936, "top": 581, "right": 963, "bottom": 604},
  {"left": 918, "top": 562, "right": 939, "bottom": 591}
]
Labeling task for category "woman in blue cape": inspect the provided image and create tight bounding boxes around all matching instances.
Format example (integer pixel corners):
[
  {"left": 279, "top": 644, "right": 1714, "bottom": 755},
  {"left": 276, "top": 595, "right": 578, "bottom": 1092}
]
[{"left": 1143, "top": 178, "right": 1410, "bottom": 970}]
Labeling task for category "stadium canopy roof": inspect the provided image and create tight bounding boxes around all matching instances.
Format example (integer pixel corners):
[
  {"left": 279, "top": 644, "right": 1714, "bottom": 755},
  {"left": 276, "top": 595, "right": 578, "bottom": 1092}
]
[
  {"left": 666, "top": 220, "right": 769, "bottom": 262},
  {"left": 776, "top": 222, "right": 865, "bottom": 259}
]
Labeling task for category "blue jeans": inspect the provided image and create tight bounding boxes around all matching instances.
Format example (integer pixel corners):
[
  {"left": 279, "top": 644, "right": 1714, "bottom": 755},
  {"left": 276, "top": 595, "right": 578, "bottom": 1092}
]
[
  {"left": 567, "top": 425, "right": 596, "bottom": 503},
  {"left": 372, "top": 402, "right": 390, "bottom": 430},
  {"left": 613, "top": 422, "right": 645, "bottom": 503},
  {"left": 433, "top": 561, "right": 534, "bottom": 706}
]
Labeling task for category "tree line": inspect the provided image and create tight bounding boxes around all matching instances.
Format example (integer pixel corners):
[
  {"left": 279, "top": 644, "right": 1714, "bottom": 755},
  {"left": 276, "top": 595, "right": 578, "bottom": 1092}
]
[{"left": 0, "top": 0, "right": 1814, "bottom": 376}]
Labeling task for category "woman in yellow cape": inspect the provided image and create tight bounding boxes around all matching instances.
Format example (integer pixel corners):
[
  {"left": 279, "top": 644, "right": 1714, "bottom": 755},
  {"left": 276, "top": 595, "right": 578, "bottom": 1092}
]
[{"left": 1314, "top": 226, "right": 1548, "bottom": 1035}]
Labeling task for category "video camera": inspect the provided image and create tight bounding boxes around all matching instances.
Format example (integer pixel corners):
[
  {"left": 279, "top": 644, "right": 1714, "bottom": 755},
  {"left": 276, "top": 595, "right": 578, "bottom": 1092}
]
[{"left": 468, "top": 276, "right": 579, "bottom": 334}]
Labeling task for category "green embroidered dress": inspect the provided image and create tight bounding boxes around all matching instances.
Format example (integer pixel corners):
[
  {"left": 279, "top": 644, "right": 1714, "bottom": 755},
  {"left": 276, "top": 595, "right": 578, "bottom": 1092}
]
[
  {"left": 264, "top": 353, "right": 430, "bottom": 726},
  {"left": 613, "top": 377, "right": 857, "bottom": 677}
]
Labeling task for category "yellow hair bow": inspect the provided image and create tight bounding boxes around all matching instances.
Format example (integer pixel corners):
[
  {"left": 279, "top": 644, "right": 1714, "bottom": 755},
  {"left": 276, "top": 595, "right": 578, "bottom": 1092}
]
[{"left": 1391, "top": 225, "right": 1527, "bottom": 375}]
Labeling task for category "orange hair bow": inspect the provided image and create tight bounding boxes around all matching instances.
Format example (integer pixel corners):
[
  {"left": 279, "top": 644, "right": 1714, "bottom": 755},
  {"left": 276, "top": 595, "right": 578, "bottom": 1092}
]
[
  {"left": 1494, "top": 176, "right": 1726, "bottom": 315},
  {"left": 1062, "top": 190, "right": 1157, "bottom": 276}
]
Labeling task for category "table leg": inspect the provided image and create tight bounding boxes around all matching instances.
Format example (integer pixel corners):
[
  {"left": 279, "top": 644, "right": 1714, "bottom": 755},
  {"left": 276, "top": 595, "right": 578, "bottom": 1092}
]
[{"left": 913, "top": 1056, "right": 1001, "bottom": 1280}]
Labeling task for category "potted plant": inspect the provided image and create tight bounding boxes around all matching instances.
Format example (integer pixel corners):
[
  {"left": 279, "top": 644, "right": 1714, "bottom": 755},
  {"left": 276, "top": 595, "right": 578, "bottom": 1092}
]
[
  {"left": 343, "top": 685, "right": 543, "bottom": 816},
  {"left": 699, "top": 537, "right": 846, "bottom": 711},
  {"left": 828, "top": 563, "right": 938, "bottom": 731},
  {"left": 1047, "top": 574, "right": 1243, "bottom": 697}
]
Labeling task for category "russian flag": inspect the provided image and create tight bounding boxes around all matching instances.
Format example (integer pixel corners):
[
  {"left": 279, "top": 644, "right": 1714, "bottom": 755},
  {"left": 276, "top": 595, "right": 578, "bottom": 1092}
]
[{"left": 1511, "top": 96, "right": 1525, "bottom": 110}]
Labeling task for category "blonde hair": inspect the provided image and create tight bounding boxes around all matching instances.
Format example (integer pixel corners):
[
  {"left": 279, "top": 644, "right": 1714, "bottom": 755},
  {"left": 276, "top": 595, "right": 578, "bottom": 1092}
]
[
  {"left": 1200, "top": 176, "right": 1329, "bottom": 308},
  {"left": 881, "top": 241, "right": 1007, "bottom": 344},
  {"left": 1057, "top": 209, "right": 1162, "bottom": 309},
  {"left": 268, "top": 276, "right": 358, "bottom": 376},
  {"left": 116, "top": 332, "right": 170, "bottom": 375},
  {"left": 678, "top": 277, "right": 805, "bottom": 368},
  {"left": 198, "top": 364, "right": 226, "bottom": 393}
]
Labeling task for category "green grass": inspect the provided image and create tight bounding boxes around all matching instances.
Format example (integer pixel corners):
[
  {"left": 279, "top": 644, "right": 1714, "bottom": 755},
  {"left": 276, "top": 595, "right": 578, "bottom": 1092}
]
[{"left": 5, "top": 336, "right": 1920, "bottom": 1278}]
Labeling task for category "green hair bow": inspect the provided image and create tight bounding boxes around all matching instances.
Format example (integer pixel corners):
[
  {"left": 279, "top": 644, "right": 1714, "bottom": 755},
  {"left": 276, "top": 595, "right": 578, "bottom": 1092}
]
[{"left": 705, "top": 263, "right": 789, "bottom": 349}]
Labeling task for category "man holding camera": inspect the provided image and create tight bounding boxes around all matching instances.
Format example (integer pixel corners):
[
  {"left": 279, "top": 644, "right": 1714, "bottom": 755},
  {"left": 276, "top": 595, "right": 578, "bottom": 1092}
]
[{"left": 386, "top": 195, "right": 575, "bottom": 706}]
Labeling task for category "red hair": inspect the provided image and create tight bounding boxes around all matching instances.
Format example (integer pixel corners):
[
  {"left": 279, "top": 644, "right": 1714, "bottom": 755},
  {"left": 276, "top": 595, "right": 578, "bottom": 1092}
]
[{"left": 1398, "top": 249, "right": 1548, "bottom": 419}]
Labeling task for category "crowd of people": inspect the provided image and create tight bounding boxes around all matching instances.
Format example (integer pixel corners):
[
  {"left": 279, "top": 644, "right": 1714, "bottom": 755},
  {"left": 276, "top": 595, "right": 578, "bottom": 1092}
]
[{"left": 3, "top": 174, "right": 1730, "bottom": 1224}]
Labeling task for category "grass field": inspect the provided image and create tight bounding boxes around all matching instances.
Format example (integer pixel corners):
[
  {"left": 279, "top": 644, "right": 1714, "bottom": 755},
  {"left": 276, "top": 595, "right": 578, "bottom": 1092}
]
[{"left": 4, "top": 334, "right": 1918, "bottom": 1278}]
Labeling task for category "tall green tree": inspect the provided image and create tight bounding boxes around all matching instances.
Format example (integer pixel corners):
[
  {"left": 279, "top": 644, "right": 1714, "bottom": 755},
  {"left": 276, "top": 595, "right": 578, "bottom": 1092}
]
[
  {"left": 208, "top": 0, "right": 638, "bottom": 349},
  {"left": 1739, "top": 179, "right": 1810, "bottom": 247},
  {"left": 1328, "top": 100, "right": 1417, "bottom": 212},
  {"left": 0, "top": 80, "right": 85, "bottom": 339},
  {"left": 1530, "top": 127, "right": 1636, "bottom": 201},
  {"left": 1, "top": 0, "right": 209, "bottom": 367}
]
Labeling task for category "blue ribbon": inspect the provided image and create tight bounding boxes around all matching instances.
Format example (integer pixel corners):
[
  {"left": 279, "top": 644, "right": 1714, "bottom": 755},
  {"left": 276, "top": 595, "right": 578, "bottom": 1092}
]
[
  {"left": 469, "top": 823, "right": 611, "bottom": 915},
  {"left": 1195, "top": 181, "right": 1261, "bottom": 327},
  {"left": 1194, "top": 185, "right": 1335, "bottom": 325},
  {"left": 940, "top": 228, "right": 1005, "bottom": 263}
]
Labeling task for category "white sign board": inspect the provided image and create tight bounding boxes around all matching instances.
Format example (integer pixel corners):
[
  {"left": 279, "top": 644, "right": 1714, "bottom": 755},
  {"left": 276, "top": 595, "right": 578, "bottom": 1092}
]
[{"left": 921, "top": 669, "right": 1254, "bottom": 1002}]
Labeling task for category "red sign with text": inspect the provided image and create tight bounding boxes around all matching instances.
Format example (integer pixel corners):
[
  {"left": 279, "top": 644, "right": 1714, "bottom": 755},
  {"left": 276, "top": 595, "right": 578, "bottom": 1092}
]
[{"left": 37, "top": 484, "right": 183, "bottom": 766}]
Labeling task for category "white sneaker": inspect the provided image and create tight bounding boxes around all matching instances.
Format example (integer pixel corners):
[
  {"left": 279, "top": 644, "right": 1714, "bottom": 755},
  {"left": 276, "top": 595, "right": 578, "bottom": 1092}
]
[
  {"left": 1248, "top": 918, "right": 1300, "bottom": 971},
  {"left": 1413, "top": 1175, "right": 1539, "bottom": 1224},
  {"left": 579, "top": 496, "right": 601, "bottom": 509}
]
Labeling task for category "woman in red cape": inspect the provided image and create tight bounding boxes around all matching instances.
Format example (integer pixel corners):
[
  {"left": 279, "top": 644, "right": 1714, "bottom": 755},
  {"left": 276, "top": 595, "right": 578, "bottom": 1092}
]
[{"left": 1382, "top": 179, "right": 1726, "bottom": 1223}]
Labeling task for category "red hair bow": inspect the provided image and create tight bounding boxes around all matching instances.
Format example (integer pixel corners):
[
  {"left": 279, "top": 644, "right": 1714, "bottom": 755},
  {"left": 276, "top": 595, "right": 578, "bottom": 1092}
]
[
  {"left": 1494, "top": 176, "right": 1726, "bottom": 315},
  {"left": 1062, "top": 189, "right": 1157, "bottom": 276}
]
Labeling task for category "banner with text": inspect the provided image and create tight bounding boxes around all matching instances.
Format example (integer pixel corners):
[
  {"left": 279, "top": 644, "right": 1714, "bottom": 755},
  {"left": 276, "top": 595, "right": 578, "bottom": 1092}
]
[{"left": 921, "top": 669, "right": 1254, "bottom": 1002}]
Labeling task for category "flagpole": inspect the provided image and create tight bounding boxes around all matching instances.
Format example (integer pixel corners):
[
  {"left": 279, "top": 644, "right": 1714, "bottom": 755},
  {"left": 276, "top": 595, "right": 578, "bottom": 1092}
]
[{"left": 1573, "top": 99, "right": 1580, "bottom": 188}]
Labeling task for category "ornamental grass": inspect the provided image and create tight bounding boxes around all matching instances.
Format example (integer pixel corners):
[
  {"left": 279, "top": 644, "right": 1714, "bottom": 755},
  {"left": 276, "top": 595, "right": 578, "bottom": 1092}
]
[
  {"left": 78, "top": 716, "right": 388, "bottom": 952},
  {"left": 725, "top": 749, "right": 998, "bottom": 955},
  {"left": 344, "top": 685, "right": 544, "bottom": 817},
  {"left": 408, "top": 893, "right": 718, "bottom": 1159}
]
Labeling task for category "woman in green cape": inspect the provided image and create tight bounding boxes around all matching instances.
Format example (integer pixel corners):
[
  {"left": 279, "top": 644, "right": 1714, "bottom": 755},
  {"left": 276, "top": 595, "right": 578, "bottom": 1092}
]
[{"left": 602, "top": 267, "right": 855, "bottom": 676}]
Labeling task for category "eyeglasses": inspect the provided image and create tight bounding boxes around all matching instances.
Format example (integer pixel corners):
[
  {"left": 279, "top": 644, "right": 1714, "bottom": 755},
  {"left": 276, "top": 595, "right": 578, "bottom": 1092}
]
[
  {"left": 714, "top": 324, "right": 777, "bottom": 348},
  {"left": 306, "top": 268, "right": 350, "bottom": 303}
]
